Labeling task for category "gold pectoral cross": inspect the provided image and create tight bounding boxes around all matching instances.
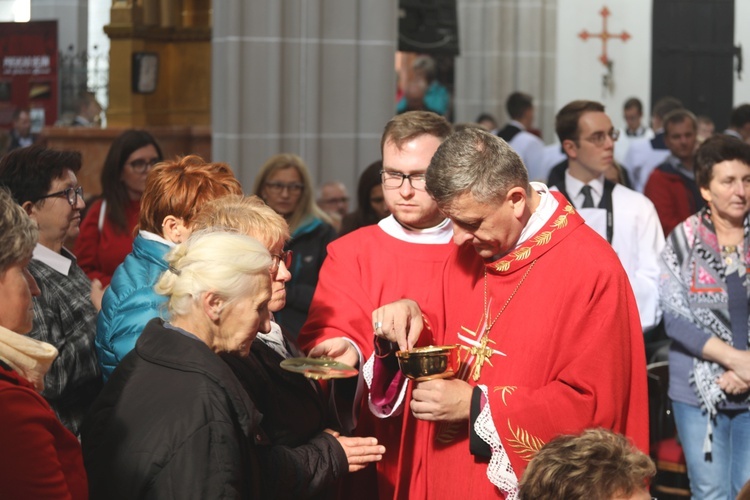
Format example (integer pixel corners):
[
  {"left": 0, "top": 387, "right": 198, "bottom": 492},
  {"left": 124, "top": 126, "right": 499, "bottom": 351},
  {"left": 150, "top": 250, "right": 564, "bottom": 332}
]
[{"left": 469, "top": 334, "right": 496, "bottom": 381}]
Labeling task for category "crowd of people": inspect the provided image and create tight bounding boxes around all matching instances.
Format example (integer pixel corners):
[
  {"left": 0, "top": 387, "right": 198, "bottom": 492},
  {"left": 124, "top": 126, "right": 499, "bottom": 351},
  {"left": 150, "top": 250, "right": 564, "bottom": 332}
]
[{"left": 1, "top": 90, "right": 750, "bottom": 499}]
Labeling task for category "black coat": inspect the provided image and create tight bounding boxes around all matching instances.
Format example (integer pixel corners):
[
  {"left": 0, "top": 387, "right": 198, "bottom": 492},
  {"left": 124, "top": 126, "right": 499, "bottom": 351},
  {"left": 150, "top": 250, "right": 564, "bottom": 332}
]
[
  {"left": 222, "top": 327, "right": 349, "bottom": 499},
  {"left": 82, "top": 319, "right": 264, "bottom": 499},
  {"left": 82, "top": 319, "right": 347, "bottom": 499}
]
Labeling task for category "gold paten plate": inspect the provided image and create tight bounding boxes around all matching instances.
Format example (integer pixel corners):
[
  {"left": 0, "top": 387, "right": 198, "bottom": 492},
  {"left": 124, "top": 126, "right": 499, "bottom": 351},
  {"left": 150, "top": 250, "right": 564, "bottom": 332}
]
[{"left": 280, "top": 357, "right": 358, "bottom": 380}]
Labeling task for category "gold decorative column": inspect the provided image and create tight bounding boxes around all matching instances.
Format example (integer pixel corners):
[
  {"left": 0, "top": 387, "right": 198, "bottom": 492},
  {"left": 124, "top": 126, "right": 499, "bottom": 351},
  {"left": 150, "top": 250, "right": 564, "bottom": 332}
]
[{"left": 104, "top": 0, "right": 212, "bottom": 127}]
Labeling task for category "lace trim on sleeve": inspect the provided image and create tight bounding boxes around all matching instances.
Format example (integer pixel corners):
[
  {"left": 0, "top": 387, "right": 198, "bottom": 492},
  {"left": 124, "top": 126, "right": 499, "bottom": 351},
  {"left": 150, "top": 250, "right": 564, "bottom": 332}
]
[{"left": 475, "top": 384, "right": 518, "bottom": 499}]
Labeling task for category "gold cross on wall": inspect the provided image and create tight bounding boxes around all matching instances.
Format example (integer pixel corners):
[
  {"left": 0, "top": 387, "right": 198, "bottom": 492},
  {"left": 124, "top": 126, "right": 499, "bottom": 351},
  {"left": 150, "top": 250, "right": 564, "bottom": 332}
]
[{"left": 578, "top": 6, "right": 631, "bottom": 67}]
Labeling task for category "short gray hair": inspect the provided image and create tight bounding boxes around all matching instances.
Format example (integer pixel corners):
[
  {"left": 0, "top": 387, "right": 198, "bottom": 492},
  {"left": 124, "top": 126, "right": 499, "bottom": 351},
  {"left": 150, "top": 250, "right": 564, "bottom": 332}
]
[
  {"left": 0, "top": 187, "right": 38, "bottom": 274},
  {"left": 426, "top": 127, "right": 529, "bottom": 208},
  {"left": 155, "top": 230, "right": 272, "bottom": 317}
]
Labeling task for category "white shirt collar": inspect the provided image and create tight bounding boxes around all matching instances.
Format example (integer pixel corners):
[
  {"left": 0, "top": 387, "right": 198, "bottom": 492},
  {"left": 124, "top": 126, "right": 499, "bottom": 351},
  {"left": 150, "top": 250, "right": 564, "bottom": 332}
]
[
  {"left": 516, "top": 182, "right": 559, "bottom": 248},
  {"left": 378, "top": 215, "right": 454, "bottom": 244},
  {"left": 32, "top": 243, "right": 73, "bottom": 276},
  {"left": 256, "top": 321, "right": 290, "bottom": 358},
  {"left": 564, "top": 170, "right": 605, "bottom": 207},
  {"left": 138, "top": 230, "right": 176, "bottom": 247},
  {"left": 509, "top": 120, "right": 526, "bottom": 131},
  {"left": 725, "top": 129, "right": 743, "bottom": 140}
]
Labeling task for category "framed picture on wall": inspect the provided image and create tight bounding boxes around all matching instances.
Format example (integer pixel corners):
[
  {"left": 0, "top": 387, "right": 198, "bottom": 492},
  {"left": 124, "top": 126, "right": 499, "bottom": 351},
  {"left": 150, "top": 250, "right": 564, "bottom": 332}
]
[{"left": 132, "top": 52, "right": 159, "bottom": 94}]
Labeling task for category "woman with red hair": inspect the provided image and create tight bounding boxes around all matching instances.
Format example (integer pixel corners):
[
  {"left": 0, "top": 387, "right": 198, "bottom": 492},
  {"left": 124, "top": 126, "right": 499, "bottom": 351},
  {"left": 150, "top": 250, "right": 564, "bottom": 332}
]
[{"left": 95, "top": 155, "right": 242, "bottom": 381}]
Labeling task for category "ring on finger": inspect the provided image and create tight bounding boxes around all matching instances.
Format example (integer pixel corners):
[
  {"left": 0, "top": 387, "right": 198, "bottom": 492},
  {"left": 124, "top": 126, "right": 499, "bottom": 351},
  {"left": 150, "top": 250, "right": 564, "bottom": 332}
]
[{"left": 374, "top": 321, "right": 383, "bottom": 330}]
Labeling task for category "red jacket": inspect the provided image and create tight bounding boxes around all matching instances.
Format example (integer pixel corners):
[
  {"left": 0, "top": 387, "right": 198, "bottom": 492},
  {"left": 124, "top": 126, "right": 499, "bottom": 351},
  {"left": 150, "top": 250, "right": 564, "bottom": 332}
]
[
  {"left": 0, "top": 364, "right": 88, "bottom": 499},
  {"left": 644, "top": 165, "right": 704, "bottom": 237},
  {"left": 74, "top": 198, "right": 140, "bottom": 286}
]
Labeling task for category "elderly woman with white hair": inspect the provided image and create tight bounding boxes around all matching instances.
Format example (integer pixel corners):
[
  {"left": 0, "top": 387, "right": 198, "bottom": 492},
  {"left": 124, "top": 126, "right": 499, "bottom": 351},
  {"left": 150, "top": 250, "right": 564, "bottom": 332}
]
[
  {"left": 192, "top": 195, "right": 385, "bottom": 499},
  {"left": 82, "top": 231, "right": 275, "bottom": 498}
]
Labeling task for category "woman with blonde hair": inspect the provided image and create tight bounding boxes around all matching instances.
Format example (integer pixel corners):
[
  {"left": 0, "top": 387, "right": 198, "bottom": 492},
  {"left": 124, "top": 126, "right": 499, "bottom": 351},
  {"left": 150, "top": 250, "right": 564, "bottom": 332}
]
[
  {"left": 253, "top": 153, "right": 337, "bottom": 338},
  {"left": 83, "top": 231, "right": 274, "bottom": 497},
  {"left": 96, "top": 155, "right": 242, "bottom": 380}
]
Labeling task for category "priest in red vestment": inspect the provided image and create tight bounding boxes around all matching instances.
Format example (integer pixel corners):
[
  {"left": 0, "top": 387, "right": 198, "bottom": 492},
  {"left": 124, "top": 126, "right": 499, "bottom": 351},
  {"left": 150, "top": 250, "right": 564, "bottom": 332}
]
[
  {"left": 299, "top": 111, "right": 455, "bottom": 500},
  {"left": 368, "top": 127, "right": 649, "bottom": 499}
]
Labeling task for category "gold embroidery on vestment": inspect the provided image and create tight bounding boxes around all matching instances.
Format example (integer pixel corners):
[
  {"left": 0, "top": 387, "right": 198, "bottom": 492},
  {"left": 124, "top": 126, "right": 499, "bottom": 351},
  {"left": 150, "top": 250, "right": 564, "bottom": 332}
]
[
  {"left": 493, "top": 386, "right": 517, "bottom": 406},
  {"left": 495, "top": 260, "right": 511, "bottom": 272},
  {"left": 533, "top": 231, "right": 552, "bottom": 246},
  {"left": 507, "top": 419, "right": 545, "bottom": 462},
  {"left": 513, "top": 247, "right": 531, "bottom": 261},
  {"left": 552, "top": 214, "right": 568, "bottom": 229}
]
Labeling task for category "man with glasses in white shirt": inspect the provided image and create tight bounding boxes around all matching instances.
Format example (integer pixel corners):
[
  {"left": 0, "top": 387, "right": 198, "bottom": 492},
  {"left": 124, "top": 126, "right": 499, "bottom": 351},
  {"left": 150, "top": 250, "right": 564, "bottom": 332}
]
[{"left": 551, "top": 100, "right": 665, "bottom": 335}]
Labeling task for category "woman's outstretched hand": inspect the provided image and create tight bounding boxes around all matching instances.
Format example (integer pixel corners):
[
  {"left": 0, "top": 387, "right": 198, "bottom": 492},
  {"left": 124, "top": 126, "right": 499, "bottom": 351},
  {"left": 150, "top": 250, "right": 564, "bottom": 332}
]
[{"left": 324, "top": 430, "right": 386, "bottom": 472}]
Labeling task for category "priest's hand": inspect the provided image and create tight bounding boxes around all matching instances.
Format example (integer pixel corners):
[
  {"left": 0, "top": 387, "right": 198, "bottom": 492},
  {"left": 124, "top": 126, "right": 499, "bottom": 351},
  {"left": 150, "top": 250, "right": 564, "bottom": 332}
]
[
  {"left": 410, "top": 378, "right": 472, "bottom": 422},
  {"left": 308, "top": 337, "right": 359, "bottom": 368},
  {"left": 372, "top": 299, "right": 424, "bottom": 351},
  {"left": 324, "top": 430, "right": 385, "bottom": 472}
]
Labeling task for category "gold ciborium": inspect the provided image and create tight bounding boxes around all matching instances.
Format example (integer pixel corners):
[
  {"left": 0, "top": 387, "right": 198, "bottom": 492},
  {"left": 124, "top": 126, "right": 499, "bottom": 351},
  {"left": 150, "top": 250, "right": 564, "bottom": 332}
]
[{"left": 395, "top": 345, "right": 461, "bottom": 381}]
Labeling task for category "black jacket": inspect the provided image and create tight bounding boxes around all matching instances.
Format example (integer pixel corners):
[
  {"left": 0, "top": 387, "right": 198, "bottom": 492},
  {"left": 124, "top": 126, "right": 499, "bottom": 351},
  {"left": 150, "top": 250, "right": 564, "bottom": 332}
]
[
  {"left": 222, "top": 328, "right": 349, "bottom": 499},
  {"left": 82, "top": 319, "right": 346, "bottom": 499}
]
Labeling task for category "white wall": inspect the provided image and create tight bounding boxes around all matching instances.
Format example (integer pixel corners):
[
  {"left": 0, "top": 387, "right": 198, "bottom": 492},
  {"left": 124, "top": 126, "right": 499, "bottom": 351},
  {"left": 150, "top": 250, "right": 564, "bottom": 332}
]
[
  {"left": 556, "top": 0, "right": 652, "bottom": 131},
  {"left": 734, "top": 0, "right": 750, "bottom": 106},
  {"left": 87, "top": 0, "right": 109, "bottom": 112}
]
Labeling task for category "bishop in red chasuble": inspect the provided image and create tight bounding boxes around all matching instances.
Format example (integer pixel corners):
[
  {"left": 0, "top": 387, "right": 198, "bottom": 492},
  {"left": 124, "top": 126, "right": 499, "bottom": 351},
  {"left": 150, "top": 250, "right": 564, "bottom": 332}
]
[{"left": 370, "top": 127, "right": 649, "bottom": 500}]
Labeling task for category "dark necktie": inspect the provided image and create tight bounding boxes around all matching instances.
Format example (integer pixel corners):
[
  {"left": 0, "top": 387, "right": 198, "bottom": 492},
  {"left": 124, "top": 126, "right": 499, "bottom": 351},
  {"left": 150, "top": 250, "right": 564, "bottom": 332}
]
[{"left": 580, "top": 185, "right": 595, "bottom": 208}]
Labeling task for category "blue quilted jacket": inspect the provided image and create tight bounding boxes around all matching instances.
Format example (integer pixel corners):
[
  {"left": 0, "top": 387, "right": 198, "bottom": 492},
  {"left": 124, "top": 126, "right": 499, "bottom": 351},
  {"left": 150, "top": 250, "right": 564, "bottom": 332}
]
[{"left": 96, "top": 233, "right": 171, "bottom": 381}]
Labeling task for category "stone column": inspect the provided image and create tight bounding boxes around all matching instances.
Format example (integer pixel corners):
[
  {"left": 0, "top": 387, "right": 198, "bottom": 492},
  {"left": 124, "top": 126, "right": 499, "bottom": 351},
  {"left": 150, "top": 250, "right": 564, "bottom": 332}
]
[
  {"left": 453, "top": 0, "right": 557, "bottom": 142},
  {"left": 32, "top": 0, "right": 88, "bottom": 55},
  {"left": 212, "top": 0, "right": 398, "bottom": 193}
]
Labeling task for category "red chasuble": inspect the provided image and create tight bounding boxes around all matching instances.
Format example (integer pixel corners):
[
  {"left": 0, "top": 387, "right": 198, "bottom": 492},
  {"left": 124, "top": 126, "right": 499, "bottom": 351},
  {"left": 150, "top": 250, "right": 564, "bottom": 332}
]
[
  {"left": 299, "top": 223, "right": 453, "bottom": 500},
  {"left": 425, "top": 195, "right": 649, "bottom": 498}
]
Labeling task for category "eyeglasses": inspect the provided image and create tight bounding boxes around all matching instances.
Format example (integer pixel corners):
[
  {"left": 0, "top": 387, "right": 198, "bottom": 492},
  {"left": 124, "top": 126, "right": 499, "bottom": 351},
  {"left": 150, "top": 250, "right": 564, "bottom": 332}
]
[
  {"left": 265, "top": 182, "right": 304, "bottom": 194},
  {"left": 270, "top": 250, "right": 293, "bottom": 275},
  {"left": 581, "top": 128, "right": 620, "bottom": 147},
  {"left": 381, "top": 170, "right": 427, "bottom": 191},
  {"left": 128, "top": 157, "right": 161, "bottom": 173},
  {"left": 33, "top": 186, "right": 84, "bottom": 206}
]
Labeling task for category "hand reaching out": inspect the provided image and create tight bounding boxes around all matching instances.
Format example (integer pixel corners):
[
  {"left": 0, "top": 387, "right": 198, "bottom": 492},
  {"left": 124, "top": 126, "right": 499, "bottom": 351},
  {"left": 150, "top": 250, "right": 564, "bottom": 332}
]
[
  {"left": 308, "top": 337, "right": 359, "bottom": 368},
  {"left": 324, "top": 430, "right": 385, "bottom": 472}
]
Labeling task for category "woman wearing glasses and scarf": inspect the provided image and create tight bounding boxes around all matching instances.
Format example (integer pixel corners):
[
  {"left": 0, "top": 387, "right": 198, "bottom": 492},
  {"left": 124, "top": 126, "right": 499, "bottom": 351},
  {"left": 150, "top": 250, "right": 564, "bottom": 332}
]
[
  {"left": 253, "top": 154, "right": 337, "bottom": 339},
  {"left": 660, "top": 135, "right": 750, "bottom": 498},
  {"left": 0, "top": 145, "right": 102, "bottom": 436},
  {"left": 75, "top": 129, "right": 163, "bottom": 286},
  {"left": 192, "top": 195, "right": 384, "bottom": 498}
]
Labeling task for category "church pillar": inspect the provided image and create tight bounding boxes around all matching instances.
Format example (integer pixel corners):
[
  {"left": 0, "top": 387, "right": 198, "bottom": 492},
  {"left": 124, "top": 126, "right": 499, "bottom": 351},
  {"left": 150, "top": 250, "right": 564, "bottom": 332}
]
[
  {"left": 453, "top": 0, "right": 558, "bottom": 142},
  {"left": 31, "top": 0, "right": 88, "bottom": 55},
  {"left": 211, "top": 0, "right": 397, "bottom": 192}
]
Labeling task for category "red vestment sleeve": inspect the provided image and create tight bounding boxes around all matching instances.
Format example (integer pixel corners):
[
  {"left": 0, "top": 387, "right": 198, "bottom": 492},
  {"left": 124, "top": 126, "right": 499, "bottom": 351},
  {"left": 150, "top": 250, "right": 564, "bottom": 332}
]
[
  {"left": 299, "top": 226, "right": 452, "bottom": 358},
  {"left": 299, "top": 233, "right": 379, "bottom": 357}
]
